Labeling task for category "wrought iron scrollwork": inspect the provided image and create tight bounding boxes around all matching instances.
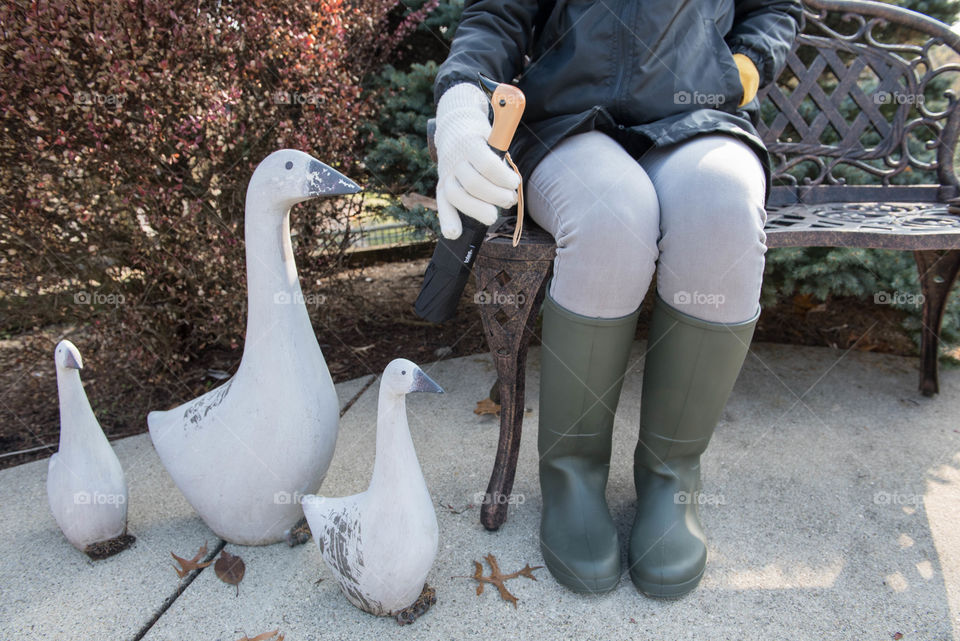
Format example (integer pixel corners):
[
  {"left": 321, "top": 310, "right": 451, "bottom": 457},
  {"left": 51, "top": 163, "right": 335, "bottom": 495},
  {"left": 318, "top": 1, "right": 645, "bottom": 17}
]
[
  {"left": 765, "top": 202, "right": 960, "bottom": 248},
  {"left": 757, "top": 0, "right": 960, "bottom": 193}
]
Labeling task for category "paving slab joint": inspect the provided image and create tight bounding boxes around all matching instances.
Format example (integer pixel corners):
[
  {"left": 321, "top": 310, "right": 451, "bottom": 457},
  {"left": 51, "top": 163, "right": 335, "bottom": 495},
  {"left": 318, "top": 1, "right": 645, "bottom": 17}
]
[
  {"left": 129, "top": 539, "right": 227, "bottom": 641},
  {"left": 341, "top": 375, "right": 377, "bottom": 417}
]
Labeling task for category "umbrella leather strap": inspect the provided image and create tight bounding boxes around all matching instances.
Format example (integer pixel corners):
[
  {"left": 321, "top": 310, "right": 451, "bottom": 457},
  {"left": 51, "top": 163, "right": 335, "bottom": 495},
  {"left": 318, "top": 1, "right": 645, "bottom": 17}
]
[{"left": 505, "top": 151, "right": 524, "bottom": 247}]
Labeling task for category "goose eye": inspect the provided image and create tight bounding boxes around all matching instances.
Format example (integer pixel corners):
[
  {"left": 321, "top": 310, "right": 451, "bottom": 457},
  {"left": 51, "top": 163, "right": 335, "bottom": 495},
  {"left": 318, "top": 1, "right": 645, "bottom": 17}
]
[
  {"left": 285, "top": 161, "right": 293, "bottom": 170},
  {"left": 401, "top": 370, "right": 407, "bottom": 376}
]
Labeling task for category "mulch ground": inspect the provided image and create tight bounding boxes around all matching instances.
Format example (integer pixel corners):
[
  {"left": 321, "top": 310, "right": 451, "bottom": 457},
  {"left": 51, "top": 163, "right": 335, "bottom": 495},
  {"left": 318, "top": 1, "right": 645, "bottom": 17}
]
[{"left": 0, "top": 257, "right": 923, "bottom": 470}]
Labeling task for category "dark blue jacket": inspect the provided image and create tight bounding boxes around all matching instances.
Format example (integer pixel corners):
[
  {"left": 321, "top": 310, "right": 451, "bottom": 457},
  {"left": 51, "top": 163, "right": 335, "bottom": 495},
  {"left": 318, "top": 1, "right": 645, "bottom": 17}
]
[{"left": 435, "top": 0, "right": 803, "bottom": 199}]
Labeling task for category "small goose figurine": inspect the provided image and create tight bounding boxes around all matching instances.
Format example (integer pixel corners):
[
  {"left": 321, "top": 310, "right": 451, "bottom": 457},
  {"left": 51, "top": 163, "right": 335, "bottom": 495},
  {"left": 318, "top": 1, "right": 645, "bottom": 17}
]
[
  {"left": 148, "top": 150, "right": 361, "bottom": 545},
  {"left": 48, "top": 340, "right": 133, "bottom": 559},
  {"left": 303, "top": 359, "right": 443, "bottom": 619}
]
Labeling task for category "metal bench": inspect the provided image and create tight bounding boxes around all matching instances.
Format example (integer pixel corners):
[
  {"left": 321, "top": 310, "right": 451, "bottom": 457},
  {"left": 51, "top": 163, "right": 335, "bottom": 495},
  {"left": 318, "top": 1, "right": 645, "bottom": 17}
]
[{"left": 428, "top": 0, "right": 960, "bottom": 530}]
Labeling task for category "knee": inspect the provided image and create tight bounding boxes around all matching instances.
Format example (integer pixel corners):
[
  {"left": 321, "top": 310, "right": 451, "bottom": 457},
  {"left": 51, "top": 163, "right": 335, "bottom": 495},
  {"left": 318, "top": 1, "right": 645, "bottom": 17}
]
[
  {"left": 548, "top": 183, "right": 660, "bottom": 318},
  {"left": 526, "top": 130, "right": 663, "bottom": 317},
  {"left": 668, "top": 197, "right": 766, "bottom": 258},
  {"left": 651, "top": 138, "right": 768, "bottom": 322},
  {"left": 554, "top": 180, "right": 660, "bottom": 277},
  {"left": 655, "top": 137, "right": 767, "bottom": 256}
]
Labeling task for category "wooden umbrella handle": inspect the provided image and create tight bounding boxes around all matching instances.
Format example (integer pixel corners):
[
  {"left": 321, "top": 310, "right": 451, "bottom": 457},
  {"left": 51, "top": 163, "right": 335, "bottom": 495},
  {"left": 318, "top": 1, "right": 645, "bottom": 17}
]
[
  {"left": 477, "top": 74, "right": 526, "bottom": 152},
  {"left": 487, "top": 84, "right": 526, "bottom": 152}
]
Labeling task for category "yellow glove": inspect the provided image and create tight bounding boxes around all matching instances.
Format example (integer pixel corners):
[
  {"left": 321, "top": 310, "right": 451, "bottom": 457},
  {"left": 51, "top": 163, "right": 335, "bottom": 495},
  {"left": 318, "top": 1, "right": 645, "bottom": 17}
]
[{"left": 733, "top": 53, "right": 760, "bottom": 107}]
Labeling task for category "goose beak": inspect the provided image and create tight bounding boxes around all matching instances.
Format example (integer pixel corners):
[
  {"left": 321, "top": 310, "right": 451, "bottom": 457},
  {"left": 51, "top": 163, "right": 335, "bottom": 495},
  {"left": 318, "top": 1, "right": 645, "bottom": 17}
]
[
  {"left": 409, "top": 368, "right": 444, "bottom": 394},
  {"left": 306, "top": 159, "right": 362, "bottom": 198},
  {"left": 64, "top": 349, "right": 83, "bottom": 370}
]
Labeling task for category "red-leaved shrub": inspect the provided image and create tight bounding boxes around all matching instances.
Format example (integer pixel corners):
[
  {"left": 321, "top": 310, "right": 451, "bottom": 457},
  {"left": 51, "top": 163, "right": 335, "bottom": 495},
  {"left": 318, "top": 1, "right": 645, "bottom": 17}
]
[{"left": 0, "top": 0, "right": 425, "bottom": 376}]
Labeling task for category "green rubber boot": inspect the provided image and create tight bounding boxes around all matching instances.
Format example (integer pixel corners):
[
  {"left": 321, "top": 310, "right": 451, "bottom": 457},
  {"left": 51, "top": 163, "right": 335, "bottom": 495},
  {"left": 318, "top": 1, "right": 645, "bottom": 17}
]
[
  {"left": 628, "top": 295, "right": 758, "bottom": 598},
  {"left": 538, "top": 291, "right": 639, "bottom": 594}
]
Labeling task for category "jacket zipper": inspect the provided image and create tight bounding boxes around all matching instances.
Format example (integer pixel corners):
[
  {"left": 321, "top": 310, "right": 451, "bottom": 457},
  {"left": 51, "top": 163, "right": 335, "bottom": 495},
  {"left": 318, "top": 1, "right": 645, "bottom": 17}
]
[{"left": 610, "top": 0, "right": 637, "bottom": 120}]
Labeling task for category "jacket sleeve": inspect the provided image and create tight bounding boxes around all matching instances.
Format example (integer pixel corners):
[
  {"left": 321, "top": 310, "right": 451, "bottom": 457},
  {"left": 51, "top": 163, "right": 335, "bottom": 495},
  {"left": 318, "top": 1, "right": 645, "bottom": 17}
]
[
  {"left": 433, "top": 0, "right": 540, "bottom": 103},
  {"left": 725, "top": 0, "right": 803, "bottom": 88}
]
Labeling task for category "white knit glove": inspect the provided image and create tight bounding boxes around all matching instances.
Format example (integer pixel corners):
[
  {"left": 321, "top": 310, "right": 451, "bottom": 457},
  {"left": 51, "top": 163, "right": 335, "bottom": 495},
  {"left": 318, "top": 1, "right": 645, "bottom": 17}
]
[{"left": 435, "top": 83, "right": 521, "bottom": 239}]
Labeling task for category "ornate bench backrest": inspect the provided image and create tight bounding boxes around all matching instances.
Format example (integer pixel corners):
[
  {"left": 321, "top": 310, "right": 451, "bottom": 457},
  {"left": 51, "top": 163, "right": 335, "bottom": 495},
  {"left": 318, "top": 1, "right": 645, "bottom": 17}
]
[{"left": 758, "top": 0, "right": 960, "bottom": 205}]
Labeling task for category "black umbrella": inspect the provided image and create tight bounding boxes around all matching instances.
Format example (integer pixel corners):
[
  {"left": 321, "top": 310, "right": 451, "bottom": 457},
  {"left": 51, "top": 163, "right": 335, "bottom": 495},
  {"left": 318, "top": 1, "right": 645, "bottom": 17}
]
[{"left": 414, "top": 74, "right": 525, "bottom": 323}]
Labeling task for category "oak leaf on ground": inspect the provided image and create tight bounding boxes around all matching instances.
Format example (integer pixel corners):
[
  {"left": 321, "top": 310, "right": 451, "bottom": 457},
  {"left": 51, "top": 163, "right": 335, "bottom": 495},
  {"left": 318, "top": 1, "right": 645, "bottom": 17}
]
[
  {"left": 171, "top": 541, "right": 213, "bottom": 578},
  {"left": 461, "top": 554, "right": 542, "bottom": 608},
  {"left": 474, "top": 398, "right": 500, "bottom": 417}
]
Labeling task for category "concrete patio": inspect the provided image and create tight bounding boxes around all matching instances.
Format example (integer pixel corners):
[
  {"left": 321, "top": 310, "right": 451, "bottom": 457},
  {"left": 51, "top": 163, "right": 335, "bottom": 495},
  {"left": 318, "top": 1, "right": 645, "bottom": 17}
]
[{"left": 1, "top": 340, "right": 958, "bottom": 640}]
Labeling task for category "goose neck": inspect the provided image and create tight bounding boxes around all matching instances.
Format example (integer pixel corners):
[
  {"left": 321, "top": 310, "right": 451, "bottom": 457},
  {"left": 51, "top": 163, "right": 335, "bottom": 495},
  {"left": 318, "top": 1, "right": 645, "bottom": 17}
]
[
  {"left": 370, "top": 389, "right": 421, "bottom": 492},
  {"left": 242, "top": 200, "right": 309, "bottom": 348},
  {"left": 56, "top": 368, "right": 100, "bottom": 450}
]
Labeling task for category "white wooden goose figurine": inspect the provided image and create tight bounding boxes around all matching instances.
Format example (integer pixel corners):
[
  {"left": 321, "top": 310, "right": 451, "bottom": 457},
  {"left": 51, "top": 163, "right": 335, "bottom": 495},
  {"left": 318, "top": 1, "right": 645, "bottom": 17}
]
[
  {"left": 148, "top": 150, "right": 361, "bottom": 545},
  {"left": 48, "top": 339, "right": 133, "bottom": 559},
  {"left": 302, "top": 359, "right": 443, "bottom": 618}
]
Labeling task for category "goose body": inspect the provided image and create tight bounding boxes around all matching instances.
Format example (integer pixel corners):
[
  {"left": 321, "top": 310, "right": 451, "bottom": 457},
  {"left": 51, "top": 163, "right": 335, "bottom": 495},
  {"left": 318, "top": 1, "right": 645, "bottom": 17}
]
[
  {"left": 303, "top": 359, "right": 443, "bottom": 616},
  {"left": 48, "top": 340, "right": 129, "bottom": 552},
  {"left": 147, "top": 150, "right": 361, "bottom": 545}
]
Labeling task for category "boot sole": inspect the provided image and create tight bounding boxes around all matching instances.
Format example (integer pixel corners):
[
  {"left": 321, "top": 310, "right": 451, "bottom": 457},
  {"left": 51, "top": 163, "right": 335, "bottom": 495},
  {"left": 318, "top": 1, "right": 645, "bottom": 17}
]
[
  {"left": 629, "top": 565, "right": 704, "bottom": 599},
  {"left": 543, "top": 557, "right": 620, "bottom": 595}
]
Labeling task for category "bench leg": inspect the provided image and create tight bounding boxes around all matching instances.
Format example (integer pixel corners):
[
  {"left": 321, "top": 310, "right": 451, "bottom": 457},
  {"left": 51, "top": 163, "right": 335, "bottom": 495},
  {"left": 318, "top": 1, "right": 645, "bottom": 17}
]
[
  {"left": 482, "top": 346, "right": 532, "bottom": 531},
  {"left": 475, "top": 259, "right": 551, "bottom": 530},
  {"left": 913, "top": 249, "right": 960, "bottom": 396}
]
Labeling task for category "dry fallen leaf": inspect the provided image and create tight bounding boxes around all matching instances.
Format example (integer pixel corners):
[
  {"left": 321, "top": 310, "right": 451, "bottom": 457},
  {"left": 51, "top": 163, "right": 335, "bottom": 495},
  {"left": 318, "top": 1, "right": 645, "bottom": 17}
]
[
  {"left": 892, "top": 634, "right": 903, "bottom": 640},
  {"left": 171, "top": 542, "right": 213, "bottom": 578},
  {"left": 440, "top": 502, "right": 473, "bottom": 515},
  {"left": 400, "top": 192, "right": 438, "bottom": 211},
  {"left": 849, "top": 330, "right": 879, "bottom": 351},
  {"left": 474, "top": 397, "right": 500, "bottom": 417},
  {"left": 792, "top": 292, "right": 817, "bottom": 313},
  {"left": 460, "top": 554, "right": 542, "bottom": 608},
  {"left": 215, "top": 549, "right": 246, "bottom": 596},
  {"left": 235, "top": 629, "right": 283, "bottom": 641}
]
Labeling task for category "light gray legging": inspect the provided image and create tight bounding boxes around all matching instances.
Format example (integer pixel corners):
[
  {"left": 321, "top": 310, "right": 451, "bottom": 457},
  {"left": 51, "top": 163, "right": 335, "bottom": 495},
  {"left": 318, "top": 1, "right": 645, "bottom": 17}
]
[{"left": 527, "top": 130, "right": 767, "bottom": 323}]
